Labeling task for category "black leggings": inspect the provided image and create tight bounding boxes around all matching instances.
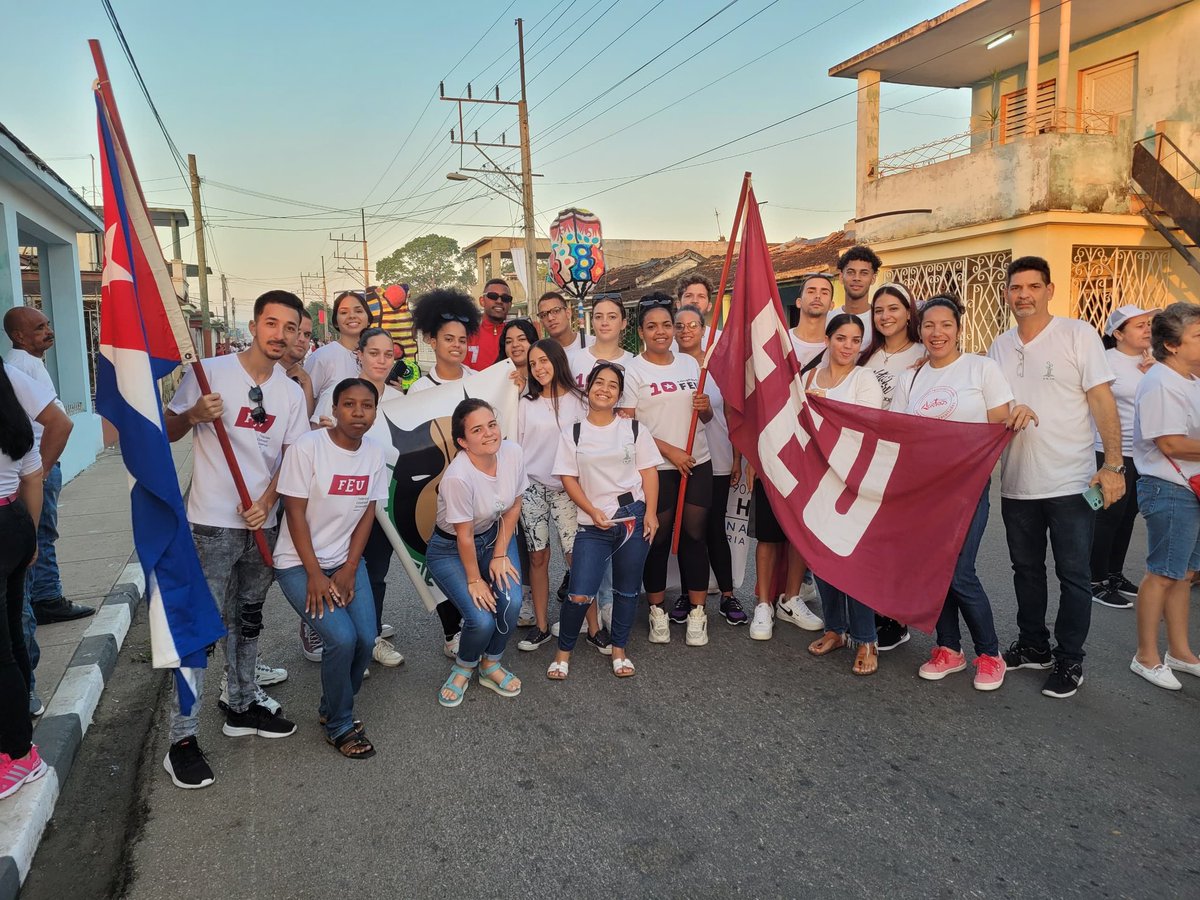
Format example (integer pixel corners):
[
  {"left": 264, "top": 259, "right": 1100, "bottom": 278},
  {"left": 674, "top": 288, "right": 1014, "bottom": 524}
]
[
  {"left": 364, "top": 522, "right": 392, "bottom": 636},
  {"left": 707, "top": 473, "right": 734, "bottom": 593},
  {"left": 1090, "top": 452, "right": 1140, "bottom": 581},
  {"left": 644, "top": 462, "right": 712, "bottom": 594},
  {"left": 0, "top": 502, "right": 36, "bottom": 759}
]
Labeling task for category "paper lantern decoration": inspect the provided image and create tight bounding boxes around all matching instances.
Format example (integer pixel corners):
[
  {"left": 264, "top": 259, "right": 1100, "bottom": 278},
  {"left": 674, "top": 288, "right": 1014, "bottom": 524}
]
[{"left": 549, "top": 208, "right": 605, "bottom": 300}]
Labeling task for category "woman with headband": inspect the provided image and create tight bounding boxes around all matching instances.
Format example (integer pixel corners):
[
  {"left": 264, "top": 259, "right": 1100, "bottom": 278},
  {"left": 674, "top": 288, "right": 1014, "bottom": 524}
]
[{"left": 305, "top": 291, "right": 374, "bottom": 400}]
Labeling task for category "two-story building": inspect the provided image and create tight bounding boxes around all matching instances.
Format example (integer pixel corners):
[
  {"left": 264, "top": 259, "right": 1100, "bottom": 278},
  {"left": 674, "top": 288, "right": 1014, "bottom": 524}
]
[{"left": 830, "top": 0, "right": 1200, "bottom": 351}]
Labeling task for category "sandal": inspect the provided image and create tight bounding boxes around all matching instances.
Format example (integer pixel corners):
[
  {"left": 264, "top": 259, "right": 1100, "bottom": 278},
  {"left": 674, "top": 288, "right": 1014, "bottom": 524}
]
[
  {"left": 329, "top": 726, "right": 375, "bottom": 759},
  {"left": 478, "top": 661, "right": 521, "bottom": 698},
  {"left": 852, "top": 643, "right": 879, "bottom": 676},
  {"left": 438, "top": 664, "right": 475, "bottom": 708},
  {"left": 808, "top": 631, "right": 846, "bottom": 656},
  {"left": 546, "top": 660, "right": 570, "bottom": 680},
  {"left": 611, "top": 657, "right": 635, "bottom": 678}
]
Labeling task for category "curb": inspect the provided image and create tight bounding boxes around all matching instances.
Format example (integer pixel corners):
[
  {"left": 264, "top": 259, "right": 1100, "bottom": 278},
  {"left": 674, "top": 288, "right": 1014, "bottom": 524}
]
[{"left": 0, "top": 559, "right": 145, "bottom": 900}]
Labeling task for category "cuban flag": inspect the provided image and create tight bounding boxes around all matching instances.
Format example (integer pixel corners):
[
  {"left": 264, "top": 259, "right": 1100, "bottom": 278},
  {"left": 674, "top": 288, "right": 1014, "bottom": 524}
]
[{"left": 93, "top": 78, "right": 225, "bottom": 714}]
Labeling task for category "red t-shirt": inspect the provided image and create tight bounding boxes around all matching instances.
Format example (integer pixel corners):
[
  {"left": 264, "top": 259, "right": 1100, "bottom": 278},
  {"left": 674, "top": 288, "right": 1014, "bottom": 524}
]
[{"left": 466, "top": 318, "right": 505, "bottom": 371}]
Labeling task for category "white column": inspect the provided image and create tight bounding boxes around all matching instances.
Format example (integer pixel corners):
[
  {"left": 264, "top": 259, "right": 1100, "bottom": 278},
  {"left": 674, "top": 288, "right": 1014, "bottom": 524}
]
[
  {"left": 0, "top": 202, "right": 21, "bottom": 324},
  {"left": 1057, "top": 0, "right": 1071, "bottom": 130},
  {"left": 856, "top": 69, "right": 881, "bottom": 214},
  {"left": 1026, "top": 0, "right": 1041, "bottom": 136}
]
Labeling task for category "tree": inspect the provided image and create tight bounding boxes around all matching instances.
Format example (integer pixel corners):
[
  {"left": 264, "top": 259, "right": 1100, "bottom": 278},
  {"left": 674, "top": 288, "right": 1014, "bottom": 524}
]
[{"left": 375, "top": 234, "right": 475, "bottom": 293}]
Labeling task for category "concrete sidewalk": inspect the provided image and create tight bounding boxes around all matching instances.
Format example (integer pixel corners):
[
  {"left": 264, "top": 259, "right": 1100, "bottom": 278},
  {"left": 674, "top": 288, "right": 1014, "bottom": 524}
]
[{"left": 0, "top": 435, "right": 192, "bottom": 899}]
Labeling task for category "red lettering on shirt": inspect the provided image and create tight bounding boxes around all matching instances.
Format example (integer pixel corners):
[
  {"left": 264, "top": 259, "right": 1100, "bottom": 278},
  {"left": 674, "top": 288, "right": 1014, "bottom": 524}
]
[
  {"left": 329, "top": 475, "right": 370, "bottom": 496},
  {"left": 233, "top": 407, "right": 276, "bottom": 433}
]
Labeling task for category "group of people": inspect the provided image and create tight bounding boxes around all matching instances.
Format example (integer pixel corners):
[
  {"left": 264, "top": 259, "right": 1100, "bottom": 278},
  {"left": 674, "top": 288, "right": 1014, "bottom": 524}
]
[{"left": 1, "top": 243, "right": 1196, "bottom": 799}]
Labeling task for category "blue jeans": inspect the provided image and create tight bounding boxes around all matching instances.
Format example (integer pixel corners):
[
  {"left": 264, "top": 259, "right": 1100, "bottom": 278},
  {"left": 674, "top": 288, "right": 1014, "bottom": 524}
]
[
  {"left": 935, "top": 485, "right": 999, "bottom": 656},
  {"left": 1000, "top": 493, "right": 1095, "bottom": 663},
  {"left": 814, "top": 577, "right": 876, "bottom": 645},
  {"left": 26, "top": 462, "right": 63, "bottom": 603},
  {"left": 276, "top": 561, "right": 375, "bottom": 739},
  {"left": 426, "top": 522, "right": 521, "bottom": 666},
  {"left": 562, "top": 502, "right": 649, "bottom": 651}
]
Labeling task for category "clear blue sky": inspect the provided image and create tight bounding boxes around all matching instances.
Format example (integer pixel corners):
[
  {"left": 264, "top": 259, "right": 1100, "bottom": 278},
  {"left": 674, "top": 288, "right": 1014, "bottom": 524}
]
[{"left": 8, "top": 0, "right": 969, "bottom": 318}]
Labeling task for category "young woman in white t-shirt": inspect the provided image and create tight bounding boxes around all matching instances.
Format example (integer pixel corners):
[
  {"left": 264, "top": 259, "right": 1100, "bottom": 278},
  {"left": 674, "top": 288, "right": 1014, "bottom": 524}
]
[
  {"left": 514, "top": 339, "right": 596, "bottom": 650},
  {"left": 274, "top": 378, "right": 388, "bottom": 759},
  {"left": 623, "top": 295, "right": 714, "bottom": 648},
  {"left": 804, "top": 314, "right": 885, "bottom": 675},
  {"left": 551, "top": 362, "right": 661, "bottom": 678},
  {"left": 1090, "top": 306, "right": 1157, "bottom": 607},
  {"left": 568, "top": 296, "right": 633, "bottom": 390},
  {"left": 893, "top": 296, "right": 1034, "bottom": 691},
  {"left": 675, "top": 304, "right": 747, "bottom": 626},
  {"left": 304, "top": 291, "right": 373, "bottom": 400},
  {"left": 426, "top": 399, "right": 528, "bottom": 708},
  {"left": 498, "top": 318, "right": 538, "bottom": 393},
  {"left": 406, "top": 288, "right": 481, "bottom": 394}
]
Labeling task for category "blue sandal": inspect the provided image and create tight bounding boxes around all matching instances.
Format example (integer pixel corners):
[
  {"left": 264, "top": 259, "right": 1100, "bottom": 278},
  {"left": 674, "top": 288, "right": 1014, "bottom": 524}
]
[
  {"left": 477, "top": 661, "right": 521, "bottom": 698},
  {"left": 438, "top": 664, "right": 475, "bottom": 708}
]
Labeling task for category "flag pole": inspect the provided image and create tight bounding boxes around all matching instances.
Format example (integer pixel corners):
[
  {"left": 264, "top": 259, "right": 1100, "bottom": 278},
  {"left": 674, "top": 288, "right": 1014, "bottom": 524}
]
[
  {"left": 671, "top": 172, "right": 751, "bottom": 555},
  {"left": 91, "top": 40, "right": 272, "bottom": 566}
]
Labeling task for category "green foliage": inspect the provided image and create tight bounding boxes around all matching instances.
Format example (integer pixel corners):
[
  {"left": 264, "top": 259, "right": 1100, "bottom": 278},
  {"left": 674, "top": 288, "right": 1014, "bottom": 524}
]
[{"left": 375, "top": 234, "right": 475, "bottom": 293}]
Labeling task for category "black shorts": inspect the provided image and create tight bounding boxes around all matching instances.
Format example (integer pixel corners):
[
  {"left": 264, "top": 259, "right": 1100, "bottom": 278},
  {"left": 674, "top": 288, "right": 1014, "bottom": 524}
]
[{"left": 751, "top": 479, "right": 786, "bottom": 543}]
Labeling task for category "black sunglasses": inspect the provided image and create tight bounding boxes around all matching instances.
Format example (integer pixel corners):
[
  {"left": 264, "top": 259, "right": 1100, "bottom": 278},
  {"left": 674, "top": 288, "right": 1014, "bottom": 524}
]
[
  {"left": 485, "top": 291, "right": 514, "bottom": 304},
  {"left": 638, "top": 296, "right": 673, "bottom": 309},
  {"left": 248, "top": 385, "right": 267, "bottom": 424},
  {"left": 439, "top": 312, "right": 471, "bottom": 324}
]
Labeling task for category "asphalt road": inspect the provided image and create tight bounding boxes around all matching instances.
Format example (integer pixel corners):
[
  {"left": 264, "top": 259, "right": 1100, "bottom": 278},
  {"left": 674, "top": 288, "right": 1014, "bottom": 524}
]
[{"left": 25, "top": 480, "right": 1200, "bottom": 899}]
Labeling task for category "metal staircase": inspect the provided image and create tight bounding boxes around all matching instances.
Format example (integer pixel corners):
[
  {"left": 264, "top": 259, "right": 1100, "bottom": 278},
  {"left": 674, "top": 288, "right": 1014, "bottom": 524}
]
[{"left": 1131, "top": 133, "right": 1200, "bottom": 277}]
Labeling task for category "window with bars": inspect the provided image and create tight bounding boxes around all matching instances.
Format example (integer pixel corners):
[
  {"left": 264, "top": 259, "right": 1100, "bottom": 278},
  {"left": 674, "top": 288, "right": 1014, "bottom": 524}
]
[
  {"left": 887, "top": 250, "right": 1012, "bottom": 353},
  {"left": 1000, "top": 79, "right": 1057, "bottom": 142},
  {"left": 1070, "top": 245, "right": 1169, "bottom": 332}
]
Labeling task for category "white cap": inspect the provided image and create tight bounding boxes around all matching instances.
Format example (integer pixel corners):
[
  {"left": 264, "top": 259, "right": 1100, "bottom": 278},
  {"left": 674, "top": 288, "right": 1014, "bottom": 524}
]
[{"left": 1105, "top": 305, "right": 1157, "bottom": 336}]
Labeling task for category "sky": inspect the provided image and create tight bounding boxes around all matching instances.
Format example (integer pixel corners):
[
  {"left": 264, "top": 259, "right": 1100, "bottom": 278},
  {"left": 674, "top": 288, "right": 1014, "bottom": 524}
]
[{"left": 7, "top": 0, "right": 971, "bottom": 325}]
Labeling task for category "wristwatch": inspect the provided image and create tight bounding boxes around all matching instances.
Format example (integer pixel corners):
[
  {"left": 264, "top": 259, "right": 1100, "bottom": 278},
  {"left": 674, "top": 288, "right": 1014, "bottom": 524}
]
[{"left": 1102, "top": 462, "right": 1127, "bottom": 475}]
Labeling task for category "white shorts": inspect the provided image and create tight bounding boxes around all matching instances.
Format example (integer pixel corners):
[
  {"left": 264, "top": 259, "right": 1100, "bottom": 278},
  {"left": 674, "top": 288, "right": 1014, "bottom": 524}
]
[{"left": 520, "top": 482, "right": 578, "bottom": 555}]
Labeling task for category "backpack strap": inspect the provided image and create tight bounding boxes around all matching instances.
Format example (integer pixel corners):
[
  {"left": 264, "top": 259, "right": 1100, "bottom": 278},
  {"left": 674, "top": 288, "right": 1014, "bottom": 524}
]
[{"left": 573, "top": 421, "right": 582, "bottom": 445}]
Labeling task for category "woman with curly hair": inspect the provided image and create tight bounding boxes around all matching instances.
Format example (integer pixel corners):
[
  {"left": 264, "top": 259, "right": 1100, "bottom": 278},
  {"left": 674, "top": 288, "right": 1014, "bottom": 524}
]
[{"left": 407, "top": 288, "right": 481, "bottom": 394}]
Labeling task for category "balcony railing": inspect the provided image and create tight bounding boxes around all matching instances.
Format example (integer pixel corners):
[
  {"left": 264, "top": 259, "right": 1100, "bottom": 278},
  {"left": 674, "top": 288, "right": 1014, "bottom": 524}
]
[{"left": 876, "top": 109, "right": 1119, "bottom": 177}]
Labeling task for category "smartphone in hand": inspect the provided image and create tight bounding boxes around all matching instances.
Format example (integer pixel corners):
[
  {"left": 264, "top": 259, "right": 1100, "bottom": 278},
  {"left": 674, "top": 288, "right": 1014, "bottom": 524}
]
[{"left": 1082, "top": 484, "right": 1105, "bottom": 511}]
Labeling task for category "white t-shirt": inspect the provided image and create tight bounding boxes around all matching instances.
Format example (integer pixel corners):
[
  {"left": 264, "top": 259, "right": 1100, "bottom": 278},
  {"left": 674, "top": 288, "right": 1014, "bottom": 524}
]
[
  {"left": 435, "top": 440, "right": 528, "bottom": 535},
  {"left": 865, "top": 343, "right": 926, "bottom": 410},
  {"left": 6, "top": 348, "right": 64, "bottom": 448},
  {"left": 703, "top": 375, "right": 734, "bottom": 476},
  {"left": 567, "top": 346, "right": 633, "bottom": 399},
  {"left": 0, "top": 365, "right": 49, "bottom": 497},
  {"left": 893, "top": 354, "right": 1013, "bottom": 424},
  {"left": 303, "top": 341, "right": 360, "bottom": 401},
  {"left": 790, "top": 330, "right": 827, "bottom": 370},
  {"left": 407, "top": 366, "right": 475, "bottom": 394},
  {"left": 1096, "top": 348, "right": 1149, "bottom": 456},
  {"left": 809, "top": 366, "right": 884, "bottom": 409},
  {"left": 552, "top": 416, "right": 664, "bottom": 525},
  {"left": 827, "top": 306, "right": 873, "bottom": 347},
  {"left": 273, "top": 429, "right": 388, "bottom": 570},
  {"left": 624, "top": 353, "right": 710, "bottom": 470},
  {"left": 168, "top": 354, "right": 309, "bottom": 529},
  {"left": 987, "top": 317, "right": 1115, "bottom": 499},
  {"left": 312, "top": 382, "right": 403, "bottom": 428},
  {"left": 1133, "top": 363, "right": 1200, "bottom": 486},
  {"left": 517, "top": 392, "right": 587, "bottom": 489}
]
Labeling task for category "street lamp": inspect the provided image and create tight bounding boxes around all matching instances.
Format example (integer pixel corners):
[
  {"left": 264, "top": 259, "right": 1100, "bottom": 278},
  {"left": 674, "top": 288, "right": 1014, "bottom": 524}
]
[{"left": 447, "top": 171, "right": 537, "bottom": 306}]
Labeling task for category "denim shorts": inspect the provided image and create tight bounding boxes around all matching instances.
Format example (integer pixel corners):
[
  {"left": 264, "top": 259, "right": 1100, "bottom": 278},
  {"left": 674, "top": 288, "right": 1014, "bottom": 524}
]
[{"left": 1138, "top": 474, "right": 1200, "bottom": 580}]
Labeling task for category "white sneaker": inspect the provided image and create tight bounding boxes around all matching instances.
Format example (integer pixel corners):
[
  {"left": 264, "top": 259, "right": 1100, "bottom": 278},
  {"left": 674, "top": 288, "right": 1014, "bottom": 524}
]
[
  {"left": 517, "top": 593, "right": 535, "bottom": 628},
  {"left": 776, "top": 594, "right": 823, "bottom": 631},
  {"left": 550, "top": 619, "right": 587, "bottom": 637},
  {"left": 648, "top": 606, "right": 670, "bottom": 644},
  {"left": 1165, "top": 652, "right": 1200, "bottom": 677},
  {"left": 799, "top": 579, "right": 819, "bottom": 604},
  {"left": 749, "top": 603, "right": 775, "bottom": 641},
  {"left": 373, "top": 637, "right": 404, "bottom": 667},
  {"left": 1131, "top": 657, "right": 1182, "bottom": 690},
  {"left": 379, "top": 623, "right": 395, "bottom": 639},
  {"left": 685, "top": 607, "right": 708, "bottom": 647},
  {"left": 254, "top": 658, "right": 288, "bottom": 686},
  {"left": 443, "top": 631, "right": 461, "bottom": 659}
]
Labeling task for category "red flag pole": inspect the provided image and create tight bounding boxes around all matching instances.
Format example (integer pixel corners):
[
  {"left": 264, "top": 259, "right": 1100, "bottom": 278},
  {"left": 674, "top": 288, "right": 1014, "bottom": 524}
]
[
  {"left": 671, "top": 172, "right": 752, "bottom": 555},
  {"left": 91, "top": 40, "right": 273, "bottom": 566}
]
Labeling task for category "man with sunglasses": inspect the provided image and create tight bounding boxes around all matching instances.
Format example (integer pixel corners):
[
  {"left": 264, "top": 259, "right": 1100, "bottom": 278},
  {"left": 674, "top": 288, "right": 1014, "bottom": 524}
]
[
  {"left": 466, "top": 278, "right": 514, "bottom": 371},
  {"left": 163, "top": 290, "right": 311, "bottom": 789},
  {"left": 538, "top": 290, "right": 594, "bottom": 352}
]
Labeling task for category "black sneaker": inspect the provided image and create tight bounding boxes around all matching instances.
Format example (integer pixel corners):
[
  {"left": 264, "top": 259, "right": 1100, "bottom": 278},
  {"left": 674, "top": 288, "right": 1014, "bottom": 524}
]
[
  {"left": 876, "top": 618, "right": 910, "bottom": 651},
  {"left": 586, "top": 627, "right": 613, "bottom": 656},
  {"left": 163, "top": 736, "right": 215, "bottom": 789},
  {"left": 668, "top": 594, "right": 691, "bottom": 624},
  {"left": 1109, "top": 574, "right": 1139, "bottom": 600},
  {"left": 556, "top": 569, "right": 570, "bottom": 604},
  {"left": 222, "top": 702, "right": 297, "bottom": 739},
  {"left": 1041, "top": 659, "right": 1084, "bottom": 698},
  {"left": 1002, "top": 640, "right": 1053, "bottom": 670},
  {"left": 1091, "top": 578, "right": 1133, "bottom": 609},
  {"left": 518, "top": 626, "right": 553, "bottom": 652},
  {"left": 719, "top": 595, "right": 749, "bottom": 625}
]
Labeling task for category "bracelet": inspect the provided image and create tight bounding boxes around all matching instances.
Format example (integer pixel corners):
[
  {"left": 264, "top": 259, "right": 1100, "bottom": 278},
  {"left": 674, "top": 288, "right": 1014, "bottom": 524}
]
[
  {"left": 468, "top": 578, "right": 483, "bottom": 585},
  {"left": 492, "top": 555, "right": 507, "bottom": 560}
]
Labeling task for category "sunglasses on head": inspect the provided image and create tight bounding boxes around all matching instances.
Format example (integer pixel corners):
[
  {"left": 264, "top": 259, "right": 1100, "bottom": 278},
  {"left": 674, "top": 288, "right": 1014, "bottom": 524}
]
[
  {"left": 638, "top": 296, "right": 673, "bottom": 309},
  {"left": 590, "top": 361, "right": 625, "bottom": 374},
  {"left": 248, "top": 385, "right": 266, "bottom": 424},
  {"left": 485, "top": 291, "right": 514, "bottom": 304},
  {"left": 439, "top": 312, "right": 471, "bottom": 323}
]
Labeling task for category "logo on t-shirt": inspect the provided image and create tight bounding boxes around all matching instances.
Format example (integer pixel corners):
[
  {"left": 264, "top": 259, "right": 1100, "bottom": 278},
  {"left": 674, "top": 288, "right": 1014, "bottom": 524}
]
[
  {"left": 918, "top": 386, "right": 958, "bottom": 420},
  {"left": 1042, "top": 362, "right": 1055, "bottom": 381},
  {"left": 234, "top": 406, "right": 276, "bottom": 433},
  {"left": 329, "top": 475, "right": 370, "bottom": 496}
]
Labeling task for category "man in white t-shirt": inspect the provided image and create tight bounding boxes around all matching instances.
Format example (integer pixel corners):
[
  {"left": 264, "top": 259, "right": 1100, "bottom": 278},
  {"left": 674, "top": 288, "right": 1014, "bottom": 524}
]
[
  {"left": 986, "top": 256, "right": 1125, "bottom": 700},
  {"left": 827, "top": 245, "right": 881, "bottom": 347},
  {"left": 792, "top": 273, "right": 834, "bottom": 370},
  {"left": 538, "top": 290, "right": 594, "bottom": 352},
  {"left": 281, "top": 307, "right": 316, "bottom": 418},
  {"left": 162, "top": 290, "right": 310, "bottom": 788}
]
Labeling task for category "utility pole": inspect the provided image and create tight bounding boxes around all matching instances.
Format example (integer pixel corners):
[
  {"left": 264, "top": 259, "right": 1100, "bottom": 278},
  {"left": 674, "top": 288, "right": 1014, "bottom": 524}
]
[
  {"left": 361, "top": 208, "right": 369, "bottom": 291},
  {"left": 321, "top": 256, "right": 329, "bottom": 341},
  {"left": 187, "top": 153, "right": 212, "bottom": 356},
  {"left": 515, "top": 19, "right": 538, "bottom": 303},
  {"left": 331, "top": 231, "right": 367, "bottom": 286}
]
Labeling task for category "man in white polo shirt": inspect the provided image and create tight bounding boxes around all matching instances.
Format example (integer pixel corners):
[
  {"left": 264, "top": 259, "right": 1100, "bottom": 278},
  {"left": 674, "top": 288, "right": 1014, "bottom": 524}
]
[{"left": 987, "top": 256, "right": 1125, "bottom": 700}]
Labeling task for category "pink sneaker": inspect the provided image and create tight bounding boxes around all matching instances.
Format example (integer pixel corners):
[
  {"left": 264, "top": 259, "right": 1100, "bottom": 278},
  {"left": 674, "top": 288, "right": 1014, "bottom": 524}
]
[
  {"left": 972, "top": 654, "right": 1007, "bottom": 691},
  {"left": 0, "top": 746, "right": 48, "bottom": 800},
  {"left": 918, "top": 646, "right": 967, "bottom": 681}
]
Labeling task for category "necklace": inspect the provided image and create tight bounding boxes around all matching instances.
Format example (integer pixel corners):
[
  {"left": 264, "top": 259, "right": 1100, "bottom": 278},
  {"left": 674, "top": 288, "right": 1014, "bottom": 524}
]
[{"left": 879, "top": 340, "right": 914, "bottom": 363}]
